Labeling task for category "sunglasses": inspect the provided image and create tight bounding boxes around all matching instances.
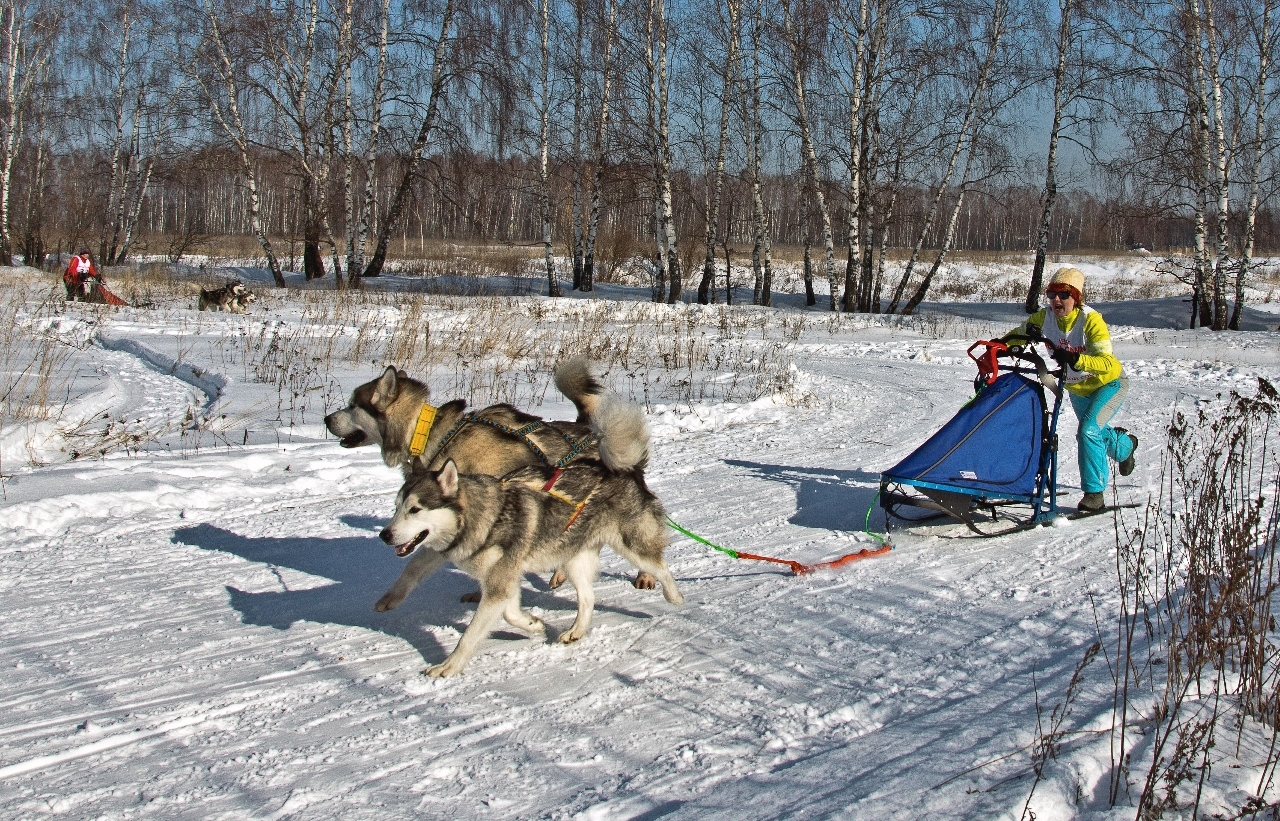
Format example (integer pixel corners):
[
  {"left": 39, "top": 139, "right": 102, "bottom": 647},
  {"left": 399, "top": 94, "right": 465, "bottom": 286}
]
[{"left": 1045, "top": 289, "right": 1074, "bottom": 300}]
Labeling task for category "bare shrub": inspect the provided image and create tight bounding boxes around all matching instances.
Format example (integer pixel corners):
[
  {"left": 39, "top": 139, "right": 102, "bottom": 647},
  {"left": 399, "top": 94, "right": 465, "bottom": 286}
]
[
  {"left": 1103, "top": 379, "right": 1280, "bottom": 818},
  {"left": 592, "top": 228, "right": 645, "bottom": 284}
]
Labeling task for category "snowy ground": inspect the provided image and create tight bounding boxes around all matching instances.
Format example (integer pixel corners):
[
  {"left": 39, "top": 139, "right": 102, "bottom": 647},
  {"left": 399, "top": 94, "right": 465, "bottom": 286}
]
[{"left": 2, "top": 261, "right": 1279, "bottom": 820}]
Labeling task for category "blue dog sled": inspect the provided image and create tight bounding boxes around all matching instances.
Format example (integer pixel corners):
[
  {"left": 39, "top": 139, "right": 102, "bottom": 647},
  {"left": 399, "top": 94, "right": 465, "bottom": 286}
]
[{"left": 879, "top": 334, "right": 1067, "bottom": 536}]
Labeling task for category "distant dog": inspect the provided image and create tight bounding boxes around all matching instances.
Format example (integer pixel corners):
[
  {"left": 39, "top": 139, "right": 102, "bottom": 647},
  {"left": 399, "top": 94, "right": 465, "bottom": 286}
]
[
  {"left": 198, "top": 281, "right": 254, "bottom": 313},
  {"left": 377, "top": 394, "right": 682, "bottom": 677},
  {"left": 325, "top": 360, "right": 658, "bottom": 590}
]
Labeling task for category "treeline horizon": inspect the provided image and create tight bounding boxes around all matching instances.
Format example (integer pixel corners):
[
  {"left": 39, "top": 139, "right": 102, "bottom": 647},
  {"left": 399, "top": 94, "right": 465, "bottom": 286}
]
[
  {"left": 49, "top": 147, "right": 1280, "bottom": 261},
  {"left": 4, "top": 0, "right": 1277, "bottom": 327}
]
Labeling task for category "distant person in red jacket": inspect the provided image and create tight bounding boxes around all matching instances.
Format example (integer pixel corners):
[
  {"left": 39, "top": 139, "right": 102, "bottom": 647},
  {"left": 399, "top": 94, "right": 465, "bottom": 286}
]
[{"left": 64, "top": 249, "right": 98, "bottom": 301}]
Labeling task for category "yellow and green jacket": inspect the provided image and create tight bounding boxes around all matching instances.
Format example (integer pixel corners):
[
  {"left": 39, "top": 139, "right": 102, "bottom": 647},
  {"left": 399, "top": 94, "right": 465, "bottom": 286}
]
[{"left": 1011, "top": 305, "right": 1123, "bottom": 397}]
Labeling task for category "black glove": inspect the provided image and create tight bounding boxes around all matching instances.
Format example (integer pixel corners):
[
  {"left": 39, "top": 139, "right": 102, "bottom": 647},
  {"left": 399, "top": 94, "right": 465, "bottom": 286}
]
[
  {"left": 1051, "top": 347, "right": 1080, "bottom": 369},
  {"left": 1024, "top": 322, "right": 1042, "bottom": 340}
]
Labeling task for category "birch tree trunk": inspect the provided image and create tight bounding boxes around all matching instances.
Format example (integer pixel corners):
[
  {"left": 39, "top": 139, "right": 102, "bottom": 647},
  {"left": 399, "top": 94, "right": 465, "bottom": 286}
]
[
  {"left": 347, "top": 0, "right": 392, "bottom": 288},
  {"left": 0, "top": 0, "right": 58, "bottom": 262},
  {"left": 872, "top": 189, "right": 896, "bottom": 309},
  {"left": 581, "top": 0, "right": 617, "bottom": 293},
  {"left": 654, "top": 0, "right": 680, "bottom": 303},
  {"left": 115, "top": 152, "right": 154, "bottom": 263},
  {"left": 19, "top": 104, "right": 45, "bottom": 264},
  {"left": 783, "top": 1, "right": 836, "bottom": 311},
  {"left": 1231, "top": 0, "right": 1271, "bottom": 330},
  {"left": 855, "top": 1, "right": 887, "bottom": 312},
  {"left": 644, "top": 0, "right": 665, "bottom": 301},
  {"left": 570, "top": 0, "right": 585, "bottom": 290},
  {"left": 538, "top": 0, "right": 560, "bottom": 297},
  {"left": 338, "top": 0, "right": 356, "bottom": 288},
  {"left": 888, "top": 0, "right": 1005, "bottom": 314},
  {"left": 1025, "top": 0, "right": 1073, "bottom": 314},
  {"left": 363, "top": 0, "right": 457, "bottom": 279},
  {"left": 199, "top": 0, "right": 286, "bottom": 287},
  {"left": 100, "top": 10, "right": 131, "bottom": 263},
  {"left": 801, "top": 187, "right": 815, "bottom": 305},
  {"left": 903, "top": 144, "right": 977, "bottom": 315},
  {"left": 698, "top": 0, "right": 739, "bottom": 304},
  {"left": 1186, "top": 0, "right": 1213, "bottom": 328},
  {"left": 1201, "top": 0, "right": 1230, "bottom": 330},
  {"left": 840, "top": 0, "right": 868, "bottom": 312},
  {"left": 745, "top": 8, "right": 772, "bottom": 307}
]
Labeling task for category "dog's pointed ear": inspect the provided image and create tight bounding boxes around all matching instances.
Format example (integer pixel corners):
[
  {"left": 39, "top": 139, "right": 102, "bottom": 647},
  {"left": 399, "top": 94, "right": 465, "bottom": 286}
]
[
  {"left": 438, "top": 460, "right": 459, "bottom": 497},
  {"left": 371, "top": 366, "right": 399, "bottom": 408}
]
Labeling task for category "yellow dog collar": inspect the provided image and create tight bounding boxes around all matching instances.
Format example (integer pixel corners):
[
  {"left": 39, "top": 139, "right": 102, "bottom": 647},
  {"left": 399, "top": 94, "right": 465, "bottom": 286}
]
[{"left": 408, "top": 403, "right": 438, "bottom": 457}]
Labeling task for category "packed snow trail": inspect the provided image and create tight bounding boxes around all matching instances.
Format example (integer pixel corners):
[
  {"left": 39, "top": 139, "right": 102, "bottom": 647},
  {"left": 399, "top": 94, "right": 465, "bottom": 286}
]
[
  {"left": 1, "top": 298, "right": 1277, "bottom": 819},
  {"left": 1, "top": 327, "right": 211, "bottom": 473}
]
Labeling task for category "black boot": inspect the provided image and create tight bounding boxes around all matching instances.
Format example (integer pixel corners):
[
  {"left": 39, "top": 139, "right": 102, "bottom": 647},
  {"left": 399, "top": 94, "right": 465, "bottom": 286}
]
[
  {"left": 1118, "top": 430, "right": 1138, "bottom": 477},
  {"left": 1078, "top": 492, "right": 1105, "bottom": 512}
]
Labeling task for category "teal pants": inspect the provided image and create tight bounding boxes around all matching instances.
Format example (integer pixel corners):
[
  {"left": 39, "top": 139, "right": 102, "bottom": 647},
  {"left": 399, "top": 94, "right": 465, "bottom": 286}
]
[{"left": 1068, "top": 377, "right": 1135, "bottom": 493}]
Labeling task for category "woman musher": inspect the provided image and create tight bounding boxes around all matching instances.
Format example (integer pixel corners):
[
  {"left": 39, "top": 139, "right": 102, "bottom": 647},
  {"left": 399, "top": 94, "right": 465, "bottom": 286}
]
[{"left": 1007, "top": 267, "right": 1138, "bottom": 513}]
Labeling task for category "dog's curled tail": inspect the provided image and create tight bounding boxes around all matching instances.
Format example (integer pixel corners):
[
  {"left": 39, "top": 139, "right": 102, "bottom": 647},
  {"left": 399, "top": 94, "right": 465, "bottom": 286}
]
[
  {"left": 554, "top": 357, "right": 605, "bottom": 422},
  {"left": 591, "top": 393, "right": 650, "bottom": 472}
]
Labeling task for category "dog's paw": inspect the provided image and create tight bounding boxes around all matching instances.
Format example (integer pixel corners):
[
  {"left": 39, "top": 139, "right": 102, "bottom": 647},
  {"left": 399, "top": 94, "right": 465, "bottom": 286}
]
[
  {"left": 425, "top": 660, "right": 464, "bottom": 678},
  {"left": 459, "top": 590, "right": 482, "bottom": 604},
  {"left": 548, "top": 569, "right": 566, "bottom": 589},
  {"left": 559, "top": 628, "right": 586, "bottom": 644},
  {"left": 633, "top": 572, "right": 657, "bottom": 590},
  {"left": 374, "top": 591, "right": 405, "bottom": 612},
  {"left": 527, "top": 617, "right": 546, "bottom": 634}
]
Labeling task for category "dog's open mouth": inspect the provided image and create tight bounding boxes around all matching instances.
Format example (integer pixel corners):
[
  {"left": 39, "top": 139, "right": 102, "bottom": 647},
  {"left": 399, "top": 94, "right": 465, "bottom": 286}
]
[
  {"left": 338, "top": 431, "right": 367, "bottom": 448},
  {"left": 395, "top": 530, "right": 428, "bottom": 557}
]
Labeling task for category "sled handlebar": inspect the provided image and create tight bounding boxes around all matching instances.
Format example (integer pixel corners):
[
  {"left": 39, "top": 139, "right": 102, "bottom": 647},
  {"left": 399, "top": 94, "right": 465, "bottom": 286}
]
[
  {"left": 967, "top": 340, "right": 1008, "bottom": 385},
  {"left": 970, "top": 335, "right": 1065, "bottom": 395}
]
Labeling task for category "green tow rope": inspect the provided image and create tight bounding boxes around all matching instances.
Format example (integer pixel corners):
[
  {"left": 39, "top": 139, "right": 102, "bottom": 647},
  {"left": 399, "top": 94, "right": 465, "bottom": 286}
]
[
  {"left": 864, "top": 491, "right": 889, "bottom": 544},
  {"left": 666, "top": 516, "right": 741, "bottom": 558},
  {"left": 665, "top": 491, "right": 893, "bottom": 576}
]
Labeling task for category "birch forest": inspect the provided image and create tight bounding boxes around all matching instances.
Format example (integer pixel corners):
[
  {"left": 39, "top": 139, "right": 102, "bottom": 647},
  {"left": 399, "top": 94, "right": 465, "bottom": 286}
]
[{"left": 5, "top": 0, "right": 1280, "bottom": 325}]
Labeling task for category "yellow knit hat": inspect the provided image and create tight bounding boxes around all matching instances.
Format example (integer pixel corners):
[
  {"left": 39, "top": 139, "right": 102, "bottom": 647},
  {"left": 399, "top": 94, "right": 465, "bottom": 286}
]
[{"left": 1048, "top": 267, "right": 1085, "bottom": 303}]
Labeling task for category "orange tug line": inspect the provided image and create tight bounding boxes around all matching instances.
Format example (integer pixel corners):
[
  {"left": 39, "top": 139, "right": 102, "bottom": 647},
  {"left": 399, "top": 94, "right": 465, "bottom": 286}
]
[
  {"left": 537, "top": 468, "right": 591, "bottom": 532},
  {"left": 666, "top": 517, "right": 893, "bottom": 575}
]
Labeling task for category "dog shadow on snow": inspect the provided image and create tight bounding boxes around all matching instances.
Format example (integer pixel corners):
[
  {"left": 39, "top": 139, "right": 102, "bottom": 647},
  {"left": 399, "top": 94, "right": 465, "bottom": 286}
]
[
  {"left": 172, "top": 522, "right": 655, "bottom": 664},
  {"left": 724, "top": 460, "right": 888, "bottom": 532}
]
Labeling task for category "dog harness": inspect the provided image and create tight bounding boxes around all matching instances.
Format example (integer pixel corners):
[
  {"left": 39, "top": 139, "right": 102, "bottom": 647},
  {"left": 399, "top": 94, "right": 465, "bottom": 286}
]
[
  {"left": 502, "top": 467, "right": 595, "bottom": 532},
  {"left": 417, "top": 405, "right": 598, "bottom": 470}
]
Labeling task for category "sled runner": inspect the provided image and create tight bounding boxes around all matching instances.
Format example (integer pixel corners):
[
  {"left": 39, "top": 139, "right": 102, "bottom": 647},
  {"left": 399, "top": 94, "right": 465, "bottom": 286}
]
[
  {"left": 879, "top": 335, "right": 1067, "bottom": 536},
  {"left": 1064, "top": 502, "right": 1140, "bottom": 521}
]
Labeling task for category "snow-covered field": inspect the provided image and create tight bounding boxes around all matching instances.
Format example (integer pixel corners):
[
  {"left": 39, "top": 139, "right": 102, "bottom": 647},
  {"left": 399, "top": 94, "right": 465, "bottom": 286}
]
[{"left": 2, "top": 260, "right": 1278, "bottom": 820}]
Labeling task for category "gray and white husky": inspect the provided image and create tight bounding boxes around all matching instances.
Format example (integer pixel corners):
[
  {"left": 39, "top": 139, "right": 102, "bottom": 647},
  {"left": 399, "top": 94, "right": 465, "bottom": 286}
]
[{"left": 377, "top": 394, "right": 683, "bottom": 677}]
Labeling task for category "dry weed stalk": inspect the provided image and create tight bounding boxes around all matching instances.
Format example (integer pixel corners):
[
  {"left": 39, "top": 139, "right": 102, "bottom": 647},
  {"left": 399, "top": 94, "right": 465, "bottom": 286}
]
[
  {"left": 0, "top": 277, "right": 82, "bottom": 426},
  {"left": 1105, "top": 378, "right": 1280, "bottom": 818}
]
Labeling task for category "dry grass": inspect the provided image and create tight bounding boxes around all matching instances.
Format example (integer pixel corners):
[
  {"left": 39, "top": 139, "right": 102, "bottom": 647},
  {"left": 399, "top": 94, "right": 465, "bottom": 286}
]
[
  {"left": 263, "top": 289, "right": 808, "bottom": 412},
  {"left": 0, "top": 273, "right": 83, "bottom": 427}
]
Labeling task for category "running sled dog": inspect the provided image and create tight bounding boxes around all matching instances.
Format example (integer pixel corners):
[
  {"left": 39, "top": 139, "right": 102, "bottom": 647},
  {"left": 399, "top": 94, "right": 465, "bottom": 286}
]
[
  {"left": 377, "top": 393, "right": 683, "bottom": 677},
  {"left": 325, "top": 359, "right": 658, "bottom": 590},
  {"left": 198, "top": 280, "right": 255, "bottom": 314}
]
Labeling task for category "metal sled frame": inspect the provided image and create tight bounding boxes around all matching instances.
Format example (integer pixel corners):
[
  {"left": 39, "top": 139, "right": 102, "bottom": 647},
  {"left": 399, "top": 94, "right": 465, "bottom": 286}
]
[{"left": 880, "top": 341, "right": 1066, "bottom": 537}]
